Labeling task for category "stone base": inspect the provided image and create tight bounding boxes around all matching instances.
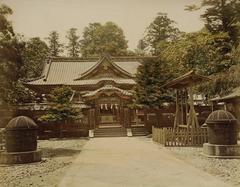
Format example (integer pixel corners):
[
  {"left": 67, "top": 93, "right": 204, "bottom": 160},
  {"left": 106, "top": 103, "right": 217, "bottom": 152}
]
[
  {"left": 89, "top": 130, "right": 94, "bottom": 138},
  {"left": 0, "top": 150, "right": 42, "bottom": 164},
  {"left": 127, "top": 128, "right": 132, "bottom": 137},
  {"left": 203, "top": 143, "right": 240, "bottom": 159}
]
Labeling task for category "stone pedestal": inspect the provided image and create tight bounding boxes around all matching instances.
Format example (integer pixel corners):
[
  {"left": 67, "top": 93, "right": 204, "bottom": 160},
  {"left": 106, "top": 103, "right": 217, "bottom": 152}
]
[
  {"left": 127, "top": 128, "right": 132, "bottom": 137},
  {"left": 203, "top": 143, "right": 240, "bottom": 159},
  {"left": 0, "top": 150, "right": 42, "bottom": 164},
  {"left": 89, "top": 130, "right": 94, "bottom": 138}
]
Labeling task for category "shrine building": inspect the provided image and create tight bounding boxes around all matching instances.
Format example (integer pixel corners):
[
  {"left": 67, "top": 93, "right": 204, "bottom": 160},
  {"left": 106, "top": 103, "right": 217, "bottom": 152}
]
[{"left": 24, "top": 55, "right": 150, "bottom": 137}]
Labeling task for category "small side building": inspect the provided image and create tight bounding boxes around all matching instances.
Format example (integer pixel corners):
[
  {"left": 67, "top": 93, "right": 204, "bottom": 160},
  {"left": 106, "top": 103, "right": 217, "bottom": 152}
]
[{"left": 211, "top": 87, "right": 240, "bottom": 122}]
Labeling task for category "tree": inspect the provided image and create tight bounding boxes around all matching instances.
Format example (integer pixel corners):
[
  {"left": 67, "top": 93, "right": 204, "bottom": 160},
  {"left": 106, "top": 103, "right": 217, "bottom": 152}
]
[
  {"left": 134, "top": 58, "right": 174, "bottom": 108},
  {"left": 66, "top": 28, "right": 81, "bottom": 57},
  {"left": 80, "top": 22, "right": 128, "bottom": 57},
  {"left": 0, "top": 4, "right": 14, "bottom": 40},
  {"left": 0, "top": 4, "right": 39, "bottom": 104},
  {"left": 197, "top": 64, "right": 240, "bottom": 98},
  {"left": 38, "top": 86, "right": 80, "bottom": 137},
  {"left": 46, "top": 31, "right": 63, "bottom": 56},
  {"left": 143, "top": 12, "right": 181, "bottom": 55},
  {"left": 161, "top": 31, "right": 233, "bottom": 76},
  {"left": 134, "top": 39, "right": 148, "bottom": 56},
  {"left": 186, "top": 0, "right": 240, "bottom": 47},
  {"left": 0, "top": 4, "right": 27, "bottom": 104},
  {"left": 22, "top": 37, "right": 49, "bottom": 78}
]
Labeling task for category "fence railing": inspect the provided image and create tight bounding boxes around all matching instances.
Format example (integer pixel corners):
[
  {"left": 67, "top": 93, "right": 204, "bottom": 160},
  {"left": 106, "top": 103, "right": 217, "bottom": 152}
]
[
  {"left": 152, "top": 126, "right": 208, "bottom": 147},
  {"left": 38, "top": 121, "right": 89, "bottom": 139}
]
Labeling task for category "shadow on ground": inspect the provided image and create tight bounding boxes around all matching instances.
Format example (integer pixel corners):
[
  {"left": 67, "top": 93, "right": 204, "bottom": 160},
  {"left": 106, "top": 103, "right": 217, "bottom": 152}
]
[{"left": 41, "top": 148, "right": 82, "bottom": 158}]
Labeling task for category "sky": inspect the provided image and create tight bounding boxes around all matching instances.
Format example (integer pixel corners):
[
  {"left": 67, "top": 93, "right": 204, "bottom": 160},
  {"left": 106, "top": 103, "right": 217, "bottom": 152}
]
[{"left": 2, "top": 0, "right": 204, "bottom": 50}]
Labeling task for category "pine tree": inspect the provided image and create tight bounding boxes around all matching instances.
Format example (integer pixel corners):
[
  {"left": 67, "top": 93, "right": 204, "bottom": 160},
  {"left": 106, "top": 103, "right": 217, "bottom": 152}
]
[
  {"left": 135, "top": 58, "right": 173, "bottom": 108},
  {"left": 66, "top": 28, "right": 81, "bottom": 57},
  {"left": 143, "top": 12, "right": 181, "bottom": 55},
  {"left": 46, "top": 31, "right": 64, "bottom": 56},
  {"left": 186, "top": 0, "right": 240, "bottom": 47}
]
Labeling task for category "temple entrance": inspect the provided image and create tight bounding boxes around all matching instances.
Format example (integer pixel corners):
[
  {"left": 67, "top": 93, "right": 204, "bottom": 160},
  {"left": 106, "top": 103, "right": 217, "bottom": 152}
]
[{"left": 99, "top": 104, "right": 120, "bottom": 127}]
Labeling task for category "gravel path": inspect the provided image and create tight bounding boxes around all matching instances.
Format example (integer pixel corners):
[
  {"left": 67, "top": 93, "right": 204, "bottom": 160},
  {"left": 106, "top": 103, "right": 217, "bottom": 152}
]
[
  {"left": 59, "top": 137, "right": 230, "bottom": 187},
  {"left": 0, "top": 138, "right": 88, "bottom": 187},
  {"left": 166, "top": 146, "right": 240, "bottom": 187}
]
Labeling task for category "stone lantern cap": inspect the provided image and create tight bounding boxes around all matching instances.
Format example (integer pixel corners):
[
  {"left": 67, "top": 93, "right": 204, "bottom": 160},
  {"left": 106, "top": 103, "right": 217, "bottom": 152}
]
[
  {"left": 6, "top": 116, "right": 38, "bottom": 130},
  {"left": 205, "top": 110, "right": 237, "bottom": 125}
]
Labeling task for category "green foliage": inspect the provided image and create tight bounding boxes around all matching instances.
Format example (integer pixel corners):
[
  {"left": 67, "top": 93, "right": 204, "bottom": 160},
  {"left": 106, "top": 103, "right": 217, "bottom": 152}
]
[
  {"left": 198, "top": 64, "right": 240, "bottom": 97},
  {"left": 143, "top": 12, "right": 181, "bottom": 55},
  {"left": 6, "top": 81, "right": 36, "bottom": 104},
  {"left": 80, "top": 22, "right": 128, "bottom": 57},
  {"left": 66, "top": 28, "right": 81, "bottom": 57},
  {"left": 134, "top": 58, "right": 174, "bottom": 108},
  {"left": 186, "top": 0, "right": 240, "bottom": 47},
  {"left": 184, "top": 0, "right": 240, "bottom": 98},
  {"left": 22, "top": 37, "right": 49, "bottom": 78},
  {"left": 232, "top": 44, "right": 240, "bottom": 64},
  {"left": 134, "top": 39, "right": 149, "bottom": 56},
  {"left": 46, "top": 31, "right": 64, "bottom": 56},
  {"left": 0, "top": 4, "right": 14, "bottom": 40},
  {"left": 161, "top": 31, "right": 233, "bottom": 76},
  {"left": 0, "top": 15, "right": 27, "bottom": 104},
  {"left": 38, "top": 86, "right": 79, "bottom": 122}
]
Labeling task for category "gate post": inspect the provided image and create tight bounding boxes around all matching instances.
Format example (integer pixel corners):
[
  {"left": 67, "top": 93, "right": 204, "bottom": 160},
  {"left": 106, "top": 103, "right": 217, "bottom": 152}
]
[
  {"left": 124, "top": 108, "right": 131, "bottom": 128},
  {"left": 88, "top": 108, "right": 95, "bottom": 138}
]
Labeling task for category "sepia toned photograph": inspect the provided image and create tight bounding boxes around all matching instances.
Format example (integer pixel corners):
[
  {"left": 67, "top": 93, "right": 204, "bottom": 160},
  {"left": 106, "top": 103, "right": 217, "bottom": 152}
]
[{"left": 0, "top": 0, "right": 240, "bottom": 186}]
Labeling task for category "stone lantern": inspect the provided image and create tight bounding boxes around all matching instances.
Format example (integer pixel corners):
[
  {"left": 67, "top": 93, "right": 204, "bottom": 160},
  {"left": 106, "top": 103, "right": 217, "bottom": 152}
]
[
  {"left": 203, "top": 110, "right": 240, "bottom": 158},
  {"left": 0, "top": 116, "right": 42, "bottom": 164}
]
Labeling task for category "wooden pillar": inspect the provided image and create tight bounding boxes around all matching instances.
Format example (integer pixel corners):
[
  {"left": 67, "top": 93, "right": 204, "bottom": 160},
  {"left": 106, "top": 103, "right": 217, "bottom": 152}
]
[
  {"left": 187, "top": 86, "right": 199, "bottom": 129},
  {"left": 119, "top": 107, "right": 124, "bottom": 127},
  {"left": 144, "top": 108, "right": 148, "bottom": 127},
  {"left": 124, "top": 108, "right": 131, "bottom": 128},
  {"left": 174, "top": 90, "right": 180, "bottom": 129},
  {"left": 95, "top": 106, "right": 99, "bottom": 129},
  {"left": 88, "top": 108, "right": 95, "bottom": 130}
]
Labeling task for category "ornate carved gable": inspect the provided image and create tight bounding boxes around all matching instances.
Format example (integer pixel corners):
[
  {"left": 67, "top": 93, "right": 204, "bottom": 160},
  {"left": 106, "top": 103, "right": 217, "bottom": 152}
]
[{"left": 75, "top": 56, "right": 133, "bottom": 80}]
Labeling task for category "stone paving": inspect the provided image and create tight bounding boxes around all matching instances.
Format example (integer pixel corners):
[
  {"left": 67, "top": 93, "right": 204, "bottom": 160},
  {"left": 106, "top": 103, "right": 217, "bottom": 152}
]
[{"left": 59, "top": 137, "right": 232, "bottom": 187}]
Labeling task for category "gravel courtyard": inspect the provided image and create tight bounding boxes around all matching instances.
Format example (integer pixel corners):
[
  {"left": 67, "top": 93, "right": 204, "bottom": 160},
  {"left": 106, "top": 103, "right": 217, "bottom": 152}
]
[
  {"left": 0, "top": 137, "right": 240, "bottom": 187},
  {"left": 0, "top": 138, "right": 88, "bottom": 187},
  {"left": 59, "top": 137, "right": 231, "bottom": 187},
  {"left": 167, "top": 146, "right": 240, "bottom": 187}
]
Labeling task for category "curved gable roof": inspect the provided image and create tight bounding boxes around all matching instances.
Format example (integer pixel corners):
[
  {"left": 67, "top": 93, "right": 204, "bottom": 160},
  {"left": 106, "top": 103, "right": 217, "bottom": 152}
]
[
  {"left": 74, "top": 56, "right": 139, "bottom": 80},
  {"left": 25, "top": 56, "right": 142, "bottom": 86}
]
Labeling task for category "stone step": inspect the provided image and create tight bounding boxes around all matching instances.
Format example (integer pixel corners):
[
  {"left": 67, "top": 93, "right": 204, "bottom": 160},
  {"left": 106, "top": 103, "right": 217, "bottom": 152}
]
[
  {"left": 131, "top": 127, "right": 149, "bottom": 136},
  {"left": 94, "top": 128, "right": 127, "bottom": 137},
  {"left": 94, "top": 134, "right": 127, "bottom": 138}
]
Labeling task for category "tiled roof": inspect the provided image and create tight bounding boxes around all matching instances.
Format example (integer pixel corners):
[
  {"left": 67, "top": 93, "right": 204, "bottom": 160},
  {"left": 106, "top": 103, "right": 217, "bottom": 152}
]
[
  {"left": 162, "top": 70, "right": 210, "bottom": 89},
  {"left": 26, "top": 56, "right": 141, "bottom": 86},
  {"left": 114, "top": 61, "right": 139, "bottom": 75},
  {"left": 83, "top": 85, "right": 132, "bottom": 97}
]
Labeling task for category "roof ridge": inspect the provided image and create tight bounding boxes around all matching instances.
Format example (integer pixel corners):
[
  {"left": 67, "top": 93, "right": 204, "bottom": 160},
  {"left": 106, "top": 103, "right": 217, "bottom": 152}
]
[
  {"left": 49, "top": 56, "right": 156, "bottom": 62},
  {"left": 50, "top": 57, "right": 99, "bottom": 62}
]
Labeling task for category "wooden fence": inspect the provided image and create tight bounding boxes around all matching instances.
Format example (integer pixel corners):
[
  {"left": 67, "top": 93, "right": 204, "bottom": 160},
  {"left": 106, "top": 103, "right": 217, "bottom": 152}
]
[
  {"left": 38, "top": 120, "right": 89, "bottom": 139},
  {"left": 152, "top": 126, "right": 208, "bottom": 147}
]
